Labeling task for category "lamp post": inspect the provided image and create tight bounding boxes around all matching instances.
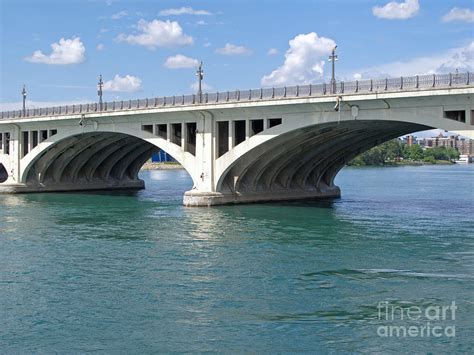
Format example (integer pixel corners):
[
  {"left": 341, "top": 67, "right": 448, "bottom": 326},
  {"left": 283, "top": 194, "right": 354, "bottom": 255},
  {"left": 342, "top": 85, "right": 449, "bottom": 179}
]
[
  {"left": 97, "top": 75, "right": 104, "bottom": 110},
  {"left": 196, "top": 61, "right": 204, "bottom": 103},
  {"left": 328, "top": 45, "right": 338, "bottom": 94},
  {"left": 21, "top": 85, "right": 27, "bottom": 116}
]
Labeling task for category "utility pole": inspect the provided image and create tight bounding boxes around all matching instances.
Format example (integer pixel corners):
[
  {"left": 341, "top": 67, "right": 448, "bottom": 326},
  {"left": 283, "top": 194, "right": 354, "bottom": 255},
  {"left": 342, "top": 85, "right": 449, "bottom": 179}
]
[
  {"left": 97, "top": 74, "right": 104, "bottom": 110},
  {"left": 196, "top": 61, "right": 204, "bottom": 103},
  {"left": 328, "top": 45, "right": 338, "bottom": 94},
  {"left": 21, "top": 85, "right": 27, "bottom": 116}
]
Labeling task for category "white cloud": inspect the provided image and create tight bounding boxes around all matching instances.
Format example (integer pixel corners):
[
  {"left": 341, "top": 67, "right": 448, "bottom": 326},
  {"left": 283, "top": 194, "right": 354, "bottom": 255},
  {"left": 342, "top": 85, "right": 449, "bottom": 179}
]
[
  {"left": 372, "top": 0, "right": 419, "bottom": 20},
  {"left": 267, "top": 48, "right": 279, "bottom": 55},
  {"left": 436, "top": 42, "right": 474, "bottom": 73},
  {"left": 203, "top": 42, "right": 212, "bottom": 47},
  {"left": 353, "top": 73, "right": 362, "bottom": 80},
  {"left": 351, "top": 41, "right": 474, "bottom": 78},
  {"left": 96, "top": 43, "right": 105, "bottom": 51},
  {"left": 261, "top": 32, "right": 336, "bottom": 87},
  {"left": 442, "top": 7, "right": 474, "bottom": 23},
  {"left": 196, "top": 20, "right": 207, "bottom": 25},
  {"left": 159, "top": 7, "right": 212, "bottom": 16},
  {"left": 111, "top": 11, "right": 128, "bottom": 20},
  {"left": 164, "top": 54, "right": 199, "bottom": 69},
  {"left": 190, "top": 81, "right": 212, "bottom": 92},
  {"left": 215, "top": 43, "right": 252, "bottom": 56},
  {"left": 116, "top": 19, "right": 193, "bottom": 49},
  {"left": 103, "top": 75, "right": 142, "bottom": 92},
  {"left": 25, "top": 37, "right": 85, "bottom": 65}
]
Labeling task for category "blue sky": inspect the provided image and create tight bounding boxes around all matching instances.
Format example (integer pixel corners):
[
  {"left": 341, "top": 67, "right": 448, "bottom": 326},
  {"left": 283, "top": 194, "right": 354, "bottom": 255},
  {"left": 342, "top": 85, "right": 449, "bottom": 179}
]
[{"left": 0, "top": 0, "right": 473, "bottom": 109}]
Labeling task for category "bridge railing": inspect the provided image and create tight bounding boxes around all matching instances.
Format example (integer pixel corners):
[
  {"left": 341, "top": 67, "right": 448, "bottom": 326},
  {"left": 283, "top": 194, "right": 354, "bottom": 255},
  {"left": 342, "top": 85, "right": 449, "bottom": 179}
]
[{"left": 1, "top": 72, "right": 472, "bottom": 120}]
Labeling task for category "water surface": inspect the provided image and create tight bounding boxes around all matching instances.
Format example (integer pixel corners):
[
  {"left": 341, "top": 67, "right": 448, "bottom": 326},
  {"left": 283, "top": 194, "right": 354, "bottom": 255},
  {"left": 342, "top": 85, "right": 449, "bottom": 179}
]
[{"left": 0, "top": 165, "right": 473, "bottom": 353}]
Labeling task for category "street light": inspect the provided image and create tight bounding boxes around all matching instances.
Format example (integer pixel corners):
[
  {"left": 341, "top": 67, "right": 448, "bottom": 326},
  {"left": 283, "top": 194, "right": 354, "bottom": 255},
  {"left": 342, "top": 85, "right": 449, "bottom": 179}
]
[
  {"left": 196, "top": 61, "right": 204, "bottom": 103},
  {"left": 328, "top": 45, "right": 338, "bottom": 94},
  {"left": 97, "top": 74, "right": 104, "bottom": 110},
  {"left": 21, "top": 85, "right": 27, "bottom": 116}
]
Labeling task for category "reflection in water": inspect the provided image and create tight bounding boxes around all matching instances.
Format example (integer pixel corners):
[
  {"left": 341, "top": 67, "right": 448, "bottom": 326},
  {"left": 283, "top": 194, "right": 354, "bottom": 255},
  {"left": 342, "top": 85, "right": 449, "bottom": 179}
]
[{"left": 0, "top": 165, "right": 473, "bottom": 353}]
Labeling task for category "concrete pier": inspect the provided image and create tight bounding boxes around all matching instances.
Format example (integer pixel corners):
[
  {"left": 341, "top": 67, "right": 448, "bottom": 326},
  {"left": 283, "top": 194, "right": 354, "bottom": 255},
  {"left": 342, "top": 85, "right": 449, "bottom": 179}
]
[{"left": 183, "top": 185, "right": 341, "bottom": 206}]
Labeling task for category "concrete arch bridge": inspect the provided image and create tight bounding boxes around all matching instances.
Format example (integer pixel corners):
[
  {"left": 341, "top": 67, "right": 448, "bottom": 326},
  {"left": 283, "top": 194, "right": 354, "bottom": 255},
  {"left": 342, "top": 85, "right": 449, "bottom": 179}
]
[{"left": 0, "top": 73, "right": 472, "bottom": 206}]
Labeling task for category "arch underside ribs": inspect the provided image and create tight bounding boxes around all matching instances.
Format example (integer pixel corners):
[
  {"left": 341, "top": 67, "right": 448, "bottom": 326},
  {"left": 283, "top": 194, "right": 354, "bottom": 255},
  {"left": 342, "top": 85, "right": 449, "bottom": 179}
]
[
  {"left": 24, "top": 132, "right": 158, "bottom": 192},
  {"left": 218, "top": 120, "right": 431, "bottom": 202},
  {"left": 0, "top": 164, "right": 7, "bottom": 183}
]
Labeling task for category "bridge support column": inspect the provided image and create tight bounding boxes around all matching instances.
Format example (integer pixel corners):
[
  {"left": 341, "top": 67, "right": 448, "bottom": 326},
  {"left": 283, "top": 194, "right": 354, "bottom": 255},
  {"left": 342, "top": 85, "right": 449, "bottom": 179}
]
[
  {"left": 9, "top": 125, "right": 21, "bottom": 184},
  {"left": 190, "top": 111, "right": 215, "bottom": 193}
]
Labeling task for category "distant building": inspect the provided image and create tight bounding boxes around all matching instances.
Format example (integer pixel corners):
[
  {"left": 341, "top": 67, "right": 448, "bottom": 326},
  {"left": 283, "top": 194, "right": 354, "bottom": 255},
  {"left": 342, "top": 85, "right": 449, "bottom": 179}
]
[
  {"left": 457, "top": 138, "right": 474, "bottom": 156},
  {"left": 405, "top": 135, "right": 416, "bottom": 146},
  {"left": 414, "top": 133, "right": 474, "bottom": 157}
]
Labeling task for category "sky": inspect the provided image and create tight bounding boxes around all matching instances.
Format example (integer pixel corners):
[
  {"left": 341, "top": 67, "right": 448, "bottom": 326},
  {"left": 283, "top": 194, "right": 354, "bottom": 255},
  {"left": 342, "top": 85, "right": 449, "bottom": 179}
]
[{"left": 0, "top": 0, "right": 473, "bottom": 111}]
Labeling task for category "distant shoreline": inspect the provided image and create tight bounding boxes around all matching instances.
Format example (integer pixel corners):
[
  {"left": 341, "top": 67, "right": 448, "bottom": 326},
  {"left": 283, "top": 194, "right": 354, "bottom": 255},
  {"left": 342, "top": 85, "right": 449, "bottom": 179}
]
[
  {"left": 141, "top": 162, "right": 184, "bottom": 170},
  {"left": 141, "top": 160, "right": 465, "bottom": 171},
  {"left": 348, "top": 160, "right": 461, "bottom": 167}
]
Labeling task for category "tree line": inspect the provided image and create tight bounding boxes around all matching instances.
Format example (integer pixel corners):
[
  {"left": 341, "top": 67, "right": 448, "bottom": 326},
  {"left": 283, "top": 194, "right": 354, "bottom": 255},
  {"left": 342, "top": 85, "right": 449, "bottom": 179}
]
[{"left": 348, "top": 139, "right": 460, "bottom": 166}]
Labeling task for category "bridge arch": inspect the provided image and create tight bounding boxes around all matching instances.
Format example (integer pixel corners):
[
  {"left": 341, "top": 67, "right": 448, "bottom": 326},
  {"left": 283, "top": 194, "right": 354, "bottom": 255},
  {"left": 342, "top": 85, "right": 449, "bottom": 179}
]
[
  {"left": 0, "top": 153, "right": 11, "bottom": 184},
  {"left": 0, "top": 163, "right": 7, "bottom": 183},
  {"left": 215, "top": 119, "right": 432, "bottom": 197},
  {"left": 20, "top": 127, "right": 197, "bottom": 191}
]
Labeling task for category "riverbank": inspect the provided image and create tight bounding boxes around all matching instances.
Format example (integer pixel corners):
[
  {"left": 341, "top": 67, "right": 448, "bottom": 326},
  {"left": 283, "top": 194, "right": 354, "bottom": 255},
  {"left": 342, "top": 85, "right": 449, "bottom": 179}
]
[
  {"left": 348, "top": 160, "right": 457, "bottom": 167},
  {"left": 141, "top": 161, "right": 184, "bottom": 170}
]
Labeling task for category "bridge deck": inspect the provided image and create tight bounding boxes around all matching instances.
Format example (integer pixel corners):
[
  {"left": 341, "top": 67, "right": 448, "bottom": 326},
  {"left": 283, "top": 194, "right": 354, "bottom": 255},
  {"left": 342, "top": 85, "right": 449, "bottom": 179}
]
[{"left": 1, "top": 72, "right": 472, "bottom": 120}]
